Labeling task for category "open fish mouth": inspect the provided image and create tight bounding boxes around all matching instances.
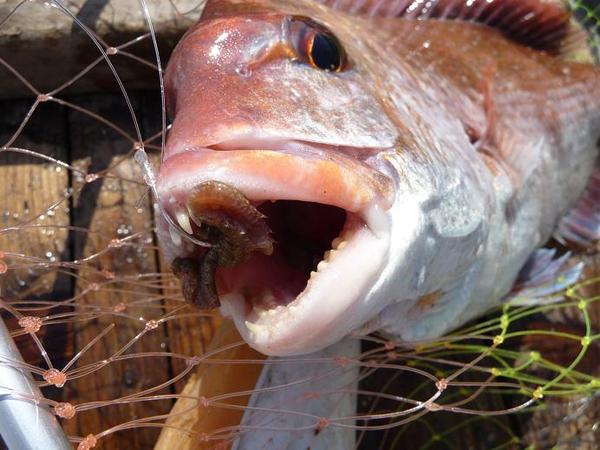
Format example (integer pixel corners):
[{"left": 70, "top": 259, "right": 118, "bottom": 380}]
[{"left": 155, "top": 140, "right": 393, "bottom": 355}]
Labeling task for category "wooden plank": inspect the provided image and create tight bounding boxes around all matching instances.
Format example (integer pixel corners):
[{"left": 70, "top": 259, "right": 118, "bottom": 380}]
[
  {"left": 0, "top": 97, "right": 73, "bottom": 381},
  {"left": 0, "top": 0, "right": 204, "bottom": 99},
  {"left": 0, "top": 97, "right": 71, "bottom": 297},
  {"left": 60, "top": 92, "right": 171, "bottom": 449}
]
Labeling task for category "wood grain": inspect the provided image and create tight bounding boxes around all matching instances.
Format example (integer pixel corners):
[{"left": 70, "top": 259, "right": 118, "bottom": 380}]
[
  {"left": 0, "top": 98, "right": 71, "bottom": 298},
  {"left": 0, "top": 0, "right": 203, "bottom": 99},
  {"left": 0, "top": 98, "right": 73, "bottom": 386},
  {"left": 59, "top": 92, "right": 170, "bottom": 449}
]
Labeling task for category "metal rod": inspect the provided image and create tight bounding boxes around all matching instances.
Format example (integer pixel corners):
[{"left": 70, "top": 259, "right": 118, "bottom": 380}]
[{"left": 0, "top": 319, "right": 71, "bottom": 450}]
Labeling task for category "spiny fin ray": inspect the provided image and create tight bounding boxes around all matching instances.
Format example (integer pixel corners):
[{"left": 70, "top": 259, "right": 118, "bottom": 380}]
[
  {"left": 508, "top": 248, "right": 583, "bottom": 306},
  {"left": 321, "top": 0, "right": 572, "bottom": 54},
  {"left": 555, "top": 170, "right": 600, "bottom": 248}
]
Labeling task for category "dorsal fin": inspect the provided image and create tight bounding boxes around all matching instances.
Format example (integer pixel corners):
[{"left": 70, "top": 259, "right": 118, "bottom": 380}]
[{"left": 320, "top": 0, "right": 572, "bottom": 54}]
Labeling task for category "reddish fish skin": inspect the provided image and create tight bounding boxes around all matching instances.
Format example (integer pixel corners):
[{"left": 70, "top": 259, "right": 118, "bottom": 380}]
[{"left": 157, "top": 0, "right": 600, "bottom": 355}]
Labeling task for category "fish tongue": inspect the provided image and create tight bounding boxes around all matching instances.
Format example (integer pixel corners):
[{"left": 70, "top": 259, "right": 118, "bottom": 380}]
[{"left": 171, "top": 252, "right": 220, "bottom": 308}]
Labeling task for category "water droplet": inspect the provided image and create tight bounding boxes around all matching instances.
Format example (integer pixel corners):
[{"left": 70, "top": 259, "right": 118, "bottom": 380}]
[{"left": 116, "top": 224, "right": 131, "bottom": 236}]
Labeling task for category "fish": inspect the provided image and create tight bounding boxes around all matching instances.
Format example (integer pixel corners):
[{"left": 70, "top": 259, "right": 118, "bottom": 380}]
[{"left": 154, "top": 0, "right": 600, "bottom": 357}]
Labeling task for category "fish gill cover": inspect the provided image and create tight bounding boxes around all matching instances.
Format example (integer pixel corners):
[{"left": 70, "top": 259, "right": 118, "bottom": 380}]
[{"left": 0, "top": 0, "right": 598, "bottom": 449}]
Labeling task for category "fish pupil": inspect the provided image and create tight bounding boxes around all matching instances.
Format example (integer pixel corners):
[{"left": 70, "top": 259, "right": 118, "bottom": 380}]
[{"left": 310, "top": 33, "right": 342, "bottom": 71}]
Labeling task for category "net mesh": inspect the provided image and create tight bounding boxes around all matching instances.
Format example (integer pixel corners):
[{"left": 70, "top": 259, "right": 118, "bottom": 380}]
[{"left": 0, "top": 1, "right": 599, "bottom": 449}]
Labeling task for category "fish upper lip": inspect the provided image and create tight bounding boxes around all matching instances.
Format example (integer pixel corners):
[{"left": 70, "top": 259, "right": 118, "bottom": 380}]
[{"left": 157, "top": 139, "right": 394, "bottom": 213}]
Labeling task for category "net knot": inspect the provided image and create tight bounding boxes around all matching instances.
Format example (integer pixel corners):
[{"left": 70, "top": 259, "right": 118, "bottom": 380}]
[
  {"left": 54, "top": 402, "right": 76, "bottom": 419},
  {"left": 77, "top": 434, "right": 97, "bottom": 450},
  {"left": 43, "top": 368, "right": 67, "bottom": 388},
  {"left": 18, "top": 316, "right": 43, "bottom": 334}
]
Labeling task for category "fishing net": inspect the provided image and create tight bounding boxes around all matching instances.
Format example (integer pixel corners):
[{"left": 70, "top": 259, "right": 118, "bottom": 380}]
[
  {"left": 571, "top": 0, "right": 600, "bottom": 60},
  {"left": 0, "top": 1, "right": 598, "bottom": 449}
]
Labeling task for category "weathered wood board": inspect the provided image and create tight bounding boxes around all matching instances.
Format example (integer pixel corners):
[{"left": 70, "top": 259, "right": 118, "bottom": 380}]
[
  {"left": 0, "top": 91, "right": 222, "bottom": 449},
  {"left": 0, "top": 0, "right": 204, "bottom": 98}
]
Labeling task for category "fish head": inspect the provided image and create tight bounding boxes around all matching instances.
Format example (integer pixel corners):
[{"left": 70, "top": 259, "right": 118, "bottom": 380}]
[
  {"left": 164, "top": 0, "right": 399, "bottom": 152},
  {"left": 156, "top": 0, "right": 440, "bottom": 355}
]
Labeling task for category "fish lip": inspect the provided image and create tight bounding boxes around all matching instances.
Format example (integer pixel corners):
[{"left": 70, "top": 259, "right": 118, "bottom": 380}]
[
  {"left": 155, "top": 141, "right": 393, "bottom": 355},
  {"left": 156, "top": 142, "right": 394, "bottom": 217}
]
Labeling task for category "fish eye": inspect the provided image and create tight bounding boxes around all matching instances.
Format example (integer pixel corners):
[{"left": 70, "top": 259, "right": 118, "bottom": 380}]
[
  {"left": 291, "top": 17, "right": 347, "bottom": 72},
  {"left": 307, "top": 32, "right": 344, "bottom": 71}
]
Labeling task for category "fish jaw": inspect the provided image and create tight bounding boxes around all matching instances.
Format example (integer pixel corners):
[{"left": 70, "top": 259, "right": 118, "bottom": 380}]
[{"left": 156, "top": 144, "right": 394, "bottom": 355}]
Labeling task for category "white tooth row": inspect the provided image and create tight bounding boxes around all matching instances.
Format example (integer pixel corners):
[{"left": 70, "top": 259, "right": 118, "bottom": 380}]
[
  {"left": 332, "top": 236, "right": 348, "bottom": 250},
  {"left": 251, "top": 290, "right": 299, "bottom": 321},
  {"left": 309, "top": 235, "right": 350, "bottom": 279}
]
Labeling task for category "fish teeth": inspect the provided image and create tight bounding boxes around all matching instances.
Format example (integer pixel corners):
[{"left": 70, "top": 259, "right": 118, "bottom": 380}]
[
  {"left": 169, "top": 227, "right": 182, "bottom": 247},
  {"left": 317, "top": 260, "right": 328, "bottom": 272},
  {"left": 324, "top": 249, "right": 338, "bottom": 262},
  {"left": 245, "top": 320, "right": 263, "bottom": 336},
  {"left": 332, "top": 237, "right": 349, "bottom": 250},
  {"left": 176, "top": 211, "right": 193, "bottom": 234}
]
